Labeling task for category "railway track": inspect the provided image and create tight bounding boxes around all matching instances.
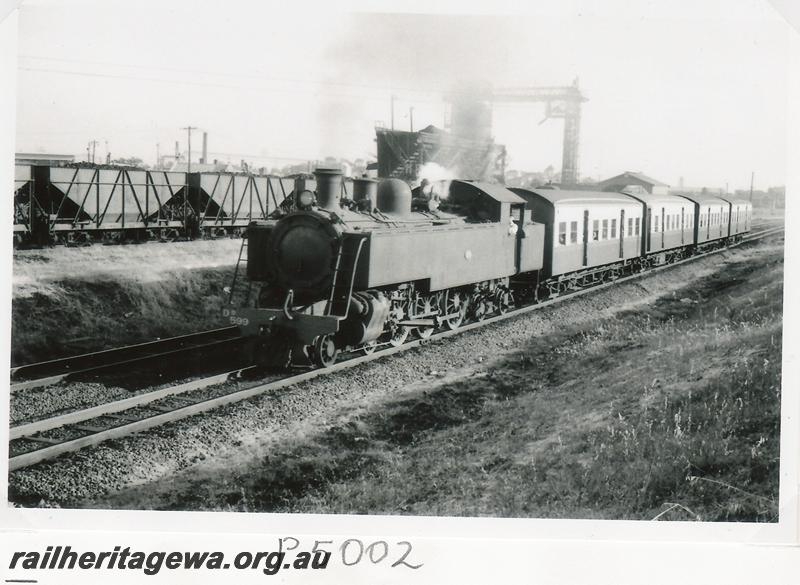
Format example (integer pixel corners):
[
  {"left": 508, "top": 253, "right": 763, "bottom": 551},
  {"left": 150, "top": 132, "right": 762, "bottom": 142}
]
[
  {"left": 8, "top": 224, "right": 784, "bottom": 471},
  {"left": 10, "top": 326, "right": 242, "bottom": 392}
]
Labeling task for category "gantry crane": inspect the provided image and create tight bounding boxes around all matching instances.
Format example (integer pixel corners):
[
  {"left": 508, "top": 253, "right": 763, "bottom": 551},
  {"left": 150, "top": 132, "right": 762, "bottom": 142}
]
[{"left": 447, "top": 79, "right": 587, "bottom": 186}]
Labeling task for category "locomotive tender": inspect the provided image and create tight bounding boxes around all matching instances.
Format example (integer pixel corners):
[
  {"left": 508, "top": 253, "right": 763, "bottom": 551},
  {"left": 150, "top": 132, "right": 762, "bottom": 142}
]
[{"left": 226, "top": 168, "right": 751, "bottom": 368}]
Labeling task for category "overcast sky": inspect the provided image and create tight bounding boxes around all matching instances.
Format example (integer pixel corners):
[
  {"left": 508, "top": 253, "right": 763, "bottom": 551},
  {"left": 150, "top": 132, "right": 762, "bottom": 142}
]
[{"left": 14, "top": 0, "right": 793, "bottom": 189}]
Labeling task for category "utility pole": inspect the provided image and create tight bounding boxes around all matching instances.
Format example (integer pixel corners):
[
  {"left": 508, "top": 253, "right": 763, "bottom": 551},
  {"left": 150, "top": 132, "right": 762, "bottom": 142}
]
[
  {"left": 749, "top": 171, "right": 754, "bottom": 202},
  {"left": 390, "top": 95, "right": 396, "bottom": 130},
  {"left": 409, "top": 106, "right": 414, "bottom": 132},
  {"left": 182, "top": 126, "right": 198, "bottom": 174},
  {"left": 89, "top": 140, "right": 98, "bottom": 163},
  {"left": 156, "top": 143, "right": 160, "bottom": 168}
]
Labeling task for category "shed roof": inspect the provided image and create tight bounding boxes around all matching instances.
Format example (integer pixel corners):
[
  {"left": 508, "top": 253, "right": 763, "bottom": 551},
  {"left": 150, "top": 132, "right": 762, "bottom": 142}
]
[
  {"left": 598, "top": 171, "right": 669, "bottom": 188},
  {"left": 15, "top": 152, "right": 76, "bottom": 162}
]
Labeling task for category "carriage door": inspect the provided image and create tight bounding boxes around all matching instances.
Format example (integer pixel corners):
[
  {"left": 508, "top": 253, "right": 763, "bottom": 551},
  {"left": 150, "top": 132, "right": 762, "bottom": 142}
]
[
  {"left": 680, "top": 207, "right": 685, "bottom": 244},
  {"left": 706, "top": 208, "right": 711, "bottom": 239},
  {"left": 719, "top": 207, "right": 728, "bottom": 238},
  {"left": 646, "top": 207, "right": 652, "bottom": 252},
  {"left": 512, "top": 203, "right": 524, "bottom": 273},
  {"left": 618, "top": 209, "right": 625, "bottom": 258},
  {"left": 582, "top": 209, "right": 589, "bottom": 267}
]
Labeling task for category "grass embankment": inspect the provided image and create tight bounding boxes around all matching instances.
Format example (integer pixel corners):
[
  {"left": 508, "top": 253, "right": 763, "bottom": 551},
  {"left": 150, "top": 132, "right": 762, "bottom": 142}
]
[
  {"left": 208, "top": 248, "right": 782, "bottom": 521},
  {"left": 11, "top": 241, "right": 241, "bottom": 365}
]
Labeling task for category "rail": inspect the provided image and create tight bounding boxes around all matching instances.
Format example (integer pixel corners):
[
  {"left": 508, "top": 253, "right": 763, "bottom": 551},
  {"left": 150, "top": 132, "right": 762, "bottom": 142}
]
[{"left": 10, "top": 326, "right": 241, "bottom": 392}]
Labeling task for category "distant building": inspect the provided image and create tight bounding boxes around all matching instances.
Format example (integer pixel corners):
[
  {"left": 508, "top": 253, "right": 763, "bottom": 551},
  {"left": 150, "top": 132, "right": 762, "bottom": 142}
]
[
  {"left": 598, "top": 171, "right": 669, "bottom": 196},
  {"left": 375, "top": 124, "right": 506, "bottom": 183},
  {"left": 15, "top": 152, "right": 75, "bottom": 166}
]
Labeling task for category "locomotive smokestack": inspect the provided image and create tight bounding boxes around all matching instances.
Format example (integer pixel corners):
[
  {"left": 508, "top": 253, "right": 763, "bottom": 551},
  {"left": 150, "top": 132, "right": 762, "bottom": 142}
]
[
  {"left": 313, "top": 167, "right": 343, "bottom": 213},
  {"left": 201, "top": 132, "right": 208, "bottom": 164},
  {"left": 353, "top": 177, "right": 378, "bottom": 210}
]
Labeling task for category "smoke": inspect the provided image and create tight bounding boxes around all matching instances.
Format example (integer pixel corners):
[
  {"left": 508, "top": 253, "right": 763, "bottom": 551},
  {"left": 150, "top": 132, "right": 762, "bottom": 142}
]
[
  {"left": 418, "top": 162, "right": 454, "bottom": 182},
  {"left": 418, "top": 162, "right": 455, "bottom": 201}
]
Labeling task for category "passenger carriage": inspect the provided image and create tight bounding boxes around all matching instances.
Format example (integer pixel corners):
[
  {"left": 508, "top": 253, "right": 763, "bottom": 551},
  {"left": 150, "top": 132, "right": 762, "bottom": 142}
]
[
  {"left": 678, "top": 193, "right": 730, "bottom": 246},
  {"left": 511, "top": 188, "right": 643, "bottom": 295},
  {"left": 621, "top": 191, "right": 695, "bottom": 264},
  {"left": 719, "top": 195, "right": 752, "bottom": 238}
]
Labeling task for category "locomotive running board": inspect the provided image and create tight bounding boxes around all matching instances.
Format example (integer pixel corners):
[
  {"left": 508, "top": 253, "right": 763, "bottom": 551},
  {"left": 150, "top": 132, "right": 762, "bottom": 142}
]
[
  {"left": 231, "top": 307, "right": 340, "bottom": 345},
  {"left": 398, "top": 318, "right": 437, "bottom": 327}
]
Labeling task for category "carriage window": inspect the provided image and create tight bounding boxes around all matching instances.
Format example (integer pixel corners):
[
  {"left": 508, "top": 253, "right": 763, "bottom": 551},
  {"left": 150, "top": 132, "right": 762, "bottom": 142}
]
[
  {"left": 593, "top": 219, "right": 599, "bottom": 241},
  {"left": 654, "top": 216, "right": 659, "bottom": 232},
  {"left": 558, "top": 221, "right": 567, "bottom": 245},
  {"left": 635, "top": 217, "right": 640, "bottom": 235},
  {"left": 611, "top": 219, "right": 617, "bottom": 238},
  {"left": 570, "top": 221, "right": 578, "bottom": 244},
  {"left": 628, "top": 217, "right": 633, "bottom": 236},
  {"left": 602, "top": 219, "right": 609, "bottom": 239},
  {"left": 666, "top": 215, "right": 671, "bottom": 230}
]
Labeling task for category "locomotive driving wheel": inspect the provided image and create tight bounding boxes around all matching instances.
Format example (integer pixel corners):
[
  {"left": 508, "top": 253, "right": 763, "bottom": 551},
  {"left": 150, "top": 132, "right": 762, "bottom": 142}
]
[
  {"left": 441, "top": 290, "right": 467, "bottom": 330},
  {"left": 472, "top": 293, "right": 489, "bottom": 322},
  {"left": 414, "top": 294, "right": 436, "bottom": 339},
  {"left": 311, "top": 334, "right": 339, "bottom": 368},
  {"left": 362, "top": 340, "right": 378, "bottom": 355},
  {"left": 388, "top": 299, "right": 410, "bottom": 347},
  {"left": 495, "top": 289, "right": 514, "bottom": 315}
]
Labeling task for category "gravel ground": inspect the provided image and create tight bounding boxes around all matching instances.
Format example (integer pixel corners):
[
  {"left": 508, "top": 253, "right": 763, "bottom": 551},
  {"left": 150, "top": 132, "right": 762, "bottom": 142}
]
[
  {"left": 7, "top": 238, "right": 782, "bottom": 508},
  {"left": 10, "top": 339, "right": 251, "bottom": 425},
  {"left": 10, "top": 382, "right": 131, "bottom": 425}
]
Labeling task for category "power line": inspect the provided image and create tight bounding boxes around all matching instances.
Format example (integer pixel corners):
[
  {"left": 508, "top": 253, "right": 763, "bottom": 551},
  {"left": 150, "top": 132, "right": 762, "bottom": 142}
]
[
  {"left": 18, "top": 55, "right": 448, "bottom": 97},
  {"left": 19, "top": 55, "right": 558, "bottom": 103},
  {"left": 18, "top": 65, "right": 450, "bottom": 105}
]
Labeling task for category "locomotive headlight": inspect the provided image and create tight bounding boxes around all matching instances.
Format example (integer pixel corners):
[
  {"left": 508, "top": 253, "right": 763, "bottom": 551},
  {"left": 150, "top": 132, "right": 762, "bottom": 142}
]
[{"left": 297, "top": 190, "right": 315, "bottom": 209}]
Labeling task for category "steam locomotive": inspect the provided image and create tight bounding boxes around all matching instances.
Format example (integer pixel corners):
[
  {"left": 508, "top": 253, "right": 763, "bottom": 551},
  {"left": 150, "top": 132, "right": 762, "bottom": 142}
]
[{"left": 224, "top": 168, "right": 751, "bottom": 368}]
